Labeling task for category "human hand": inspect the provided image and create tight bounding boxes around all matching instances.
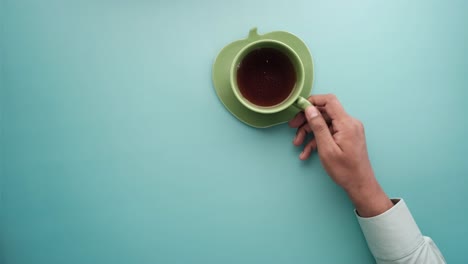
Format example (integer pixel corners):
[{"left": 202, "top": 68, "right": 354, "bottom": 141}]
[{"left": 289, "top": 94, "right": 393, "bottom": 217}]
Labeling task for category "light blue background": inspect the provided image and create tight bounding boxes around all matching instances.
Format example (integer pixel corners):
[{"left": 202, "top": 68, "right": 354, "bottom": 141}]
[{"left": 1, "top": 1, "right": 467, "bottom": 263}]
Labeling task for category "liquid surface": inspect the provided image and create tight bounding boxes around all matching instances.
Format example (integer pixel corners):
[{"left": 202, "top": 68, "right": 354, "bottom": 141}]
[{"left": 237, "top": 48, "right": 296, "bottom": 107}]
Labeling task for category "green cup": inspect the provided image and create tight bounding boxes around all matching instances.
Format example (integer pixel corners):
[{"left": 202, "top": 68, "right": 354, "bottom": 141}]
[{"left": 230, "top": 39, "right": 311, "bottom": 114}]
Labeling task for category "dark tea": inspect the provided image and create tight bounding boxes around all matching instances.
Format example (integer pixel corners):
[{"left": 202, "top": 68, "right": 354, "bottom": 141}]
[{"left": 236, "top": 48, "right": 296, "bottom": 107}]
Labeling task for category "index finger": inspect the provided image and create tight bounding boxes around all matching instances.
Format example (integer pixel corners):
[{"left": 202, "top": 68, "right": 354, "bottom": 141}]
[{"left": 308, "top": 94, "right": 348, "bottom": 120}]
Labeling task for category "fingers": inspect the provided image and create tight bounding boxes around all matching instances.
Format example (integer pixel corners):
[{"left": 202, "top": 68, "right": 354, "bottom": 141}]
[
  {"left": 293, "top": 123, "right": 311, "bottom": 146},
  {"left": 304, "top": 106, "right": 339, "bottom": 154},
  {"left": 299, "top": 139, "right": 317, "bottom": 160},
  {"left": 308, "top": 94, "right": 348, "bottom": 120},
  {"left": 289, "top": 112, "right": 306, "bottom": 128},
  {"left": 295, "top": 124, "right": 335, "bottom": 160},
  {"left": 289, "top": 107, "right": 331, "bottom": 128},
  {"left": 294, "top": 122, "right": 335, "bottom": 147},
  {"left": 289, "top": 94, "right": 345, "bottom": 160}
]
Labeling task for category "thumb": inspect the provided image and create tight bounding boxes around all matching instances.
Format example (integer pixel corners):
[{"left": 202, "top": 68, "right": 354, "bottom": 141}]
[{"left": 305, "top": 106, "right": 335, "bottom": 152}]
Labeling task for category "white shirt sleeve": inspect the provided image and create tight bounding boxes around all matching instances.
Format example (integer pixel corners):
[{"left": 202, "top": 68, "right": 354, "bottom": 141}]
[{"left": 356, "top": 199, "right": 446, "bottom": 264}]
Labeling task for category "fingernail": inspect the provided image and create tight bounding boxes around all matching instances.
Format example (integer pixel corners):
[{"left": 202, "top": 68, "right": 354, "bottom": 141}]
[
  {"left": 305, "top": 106, "right": 319, "bottom": 119},
  {"left": 299, "top": 151, "right": 304, "bottom": 159}
]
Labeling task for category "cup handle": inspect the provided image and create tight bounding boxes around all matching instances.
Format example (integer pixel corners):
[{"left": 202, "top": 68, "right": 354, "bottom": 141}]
[{"left": 294, "top": 96, "right": 312, "bottom": 111}]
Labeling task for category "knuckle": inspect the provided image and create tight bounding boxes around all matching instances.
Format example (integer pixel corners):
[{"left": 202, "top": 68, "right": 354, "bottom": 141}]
[
  {"left": 354, "top": 119, "right": 364, "bottom": 131},
  {"left": 296, "top": 126, "right": 306, "bottom": 137},
  {"left": 327, "top": 93, "right": 337, "bottom": 100},
  {"left": 326, "top": 94, "right": 341, "bottom": 108},
  {"left": 342, "top": 117, "right": 354, "bottom": 127}
]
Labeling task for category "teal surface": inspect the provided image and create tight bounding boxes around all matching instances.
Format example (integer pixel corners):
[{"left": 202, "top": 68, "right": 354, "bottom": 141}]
[{"left": 1, "top": 1, "right": 467, "bottom": 263}]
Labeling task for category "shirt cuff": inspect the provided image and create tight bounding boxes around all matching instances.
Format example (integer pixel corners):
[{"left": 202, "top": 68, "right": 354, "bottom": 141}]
[{"left": 355, "top": 198, "right": 425, "bottom": 261}]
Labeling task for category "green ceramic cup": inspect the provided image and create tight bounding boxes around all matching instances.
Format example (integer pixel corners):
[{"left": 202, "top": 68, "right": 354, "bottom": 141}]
[{"left": 230, "top": 39, "right": 311, "bottom": 114}]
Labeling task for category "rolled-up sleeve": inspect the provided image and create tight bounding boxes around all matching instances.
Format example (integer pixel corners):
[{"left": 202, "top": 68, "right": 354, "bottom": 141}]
[{"left": 356, "top": 199, "right": 446, "bottom": 264}]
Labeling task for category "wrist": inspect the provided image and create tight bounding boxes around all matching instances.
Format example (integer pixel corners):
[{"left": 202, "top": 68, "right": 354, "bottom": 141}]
[{"left": 345, "top": 177, "right": 393, "bottom": 217}]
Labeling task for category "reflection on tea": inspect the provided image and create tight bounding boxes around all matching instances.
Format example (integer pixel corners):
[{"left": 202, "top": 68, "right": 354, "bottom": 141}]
[{"left": 237, "top": 48, "right": 296, "bottom": 107}]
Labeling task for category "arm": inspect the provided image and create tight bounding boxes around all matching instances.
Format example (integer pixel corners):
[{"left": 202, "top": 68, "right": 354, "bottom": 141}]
[
  {"left": 357, "top": 198, "right": 445, "bottom": 263},
  {"left": 288, "top": 94, "right": 446, "bottom": 263}
]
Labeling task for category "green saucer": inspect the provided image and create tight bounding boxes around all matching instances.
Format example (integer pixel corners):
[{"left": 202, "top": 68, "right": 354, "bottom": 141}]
[{"left": 212, "top": 28, "right": 314, "bottom": 128}]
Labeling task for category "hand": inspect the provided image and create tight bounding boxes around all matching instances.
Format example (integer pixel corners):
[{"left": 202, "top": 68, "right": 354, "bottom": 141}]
[{"left": 289, "top": 94, "right": 393, "bottom": 217}]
